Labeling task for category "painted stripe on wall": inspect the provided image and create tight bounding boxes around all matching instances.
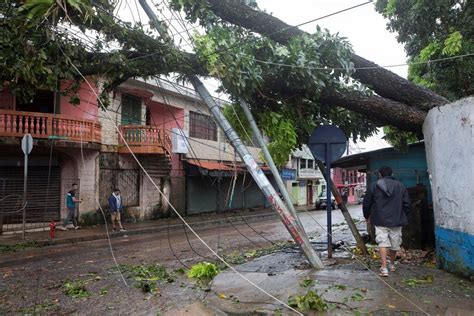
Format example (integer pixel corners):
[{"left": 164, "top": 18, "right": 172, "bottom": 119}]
[{"left": 435, "top": 225, "right": 474, "bottom": 277}]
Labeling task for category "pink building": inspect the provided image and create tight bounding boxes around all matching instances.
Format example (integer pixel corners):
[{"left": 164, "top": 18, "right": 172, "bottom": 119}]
[
  {"left": 0, "top": 81, "right": 102, "bottom": 232},
  {"left": 332, "top": 167, "right": 366, "bottom": 204},
  {"left": 0, "top": 76, "right": 264, "bottom": 233}
]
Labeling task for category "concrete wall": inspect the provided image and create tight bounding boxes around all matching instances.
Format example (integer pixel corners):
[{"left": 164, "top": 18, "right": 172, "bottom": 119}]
[
  {"left": 60, "top": 81, "right": 99, "bottom": 121},
  {"left": 423, "top": 96, "right": 474, "bottom": 277},
  {"left": 100, "top": 93, "right": 122, "bottom": 146},
  {"left": 58, "top": 148, "right": 99, "bottom": 219},
  {"left": 147, "top": 100, "right": 185, "bottom": 178}
]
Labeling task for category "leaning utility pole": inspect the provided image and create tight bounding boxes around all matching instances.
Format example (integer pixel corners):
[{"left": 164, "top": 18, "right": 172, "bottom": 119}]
[
  {"left": 138, "top": 0, "right": 324, "bottom": 268},
  {"left": 238, "top": 98, "right": 304, "bottom": 232},
  {"left": 190, "top": 76, "right": 323, "bottom": 268}
]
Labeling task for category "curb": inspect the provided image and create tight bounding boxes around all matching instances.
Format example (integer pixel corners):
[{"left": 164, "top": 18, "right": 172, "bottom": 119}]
[{"left": 2, "top": 211, "right": 278, "bottom": 249}]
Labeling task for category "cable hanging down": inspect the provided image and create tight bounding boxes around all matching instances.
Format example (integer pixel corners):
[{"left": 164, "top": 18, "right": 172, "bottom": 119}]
[{"left": 61, "top": 49, "right": 304, "bottom": 315}]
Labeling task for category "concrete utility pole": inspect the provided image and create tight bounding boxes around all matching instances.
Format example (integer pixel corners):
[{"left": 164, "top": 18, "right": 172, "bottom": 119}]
[
  {"left": 238, "top": 98, "right": 304, "bottom": 232},
  {"left": 190, "top": 76, "right": 323, "bottom": 268},
  {"left": 316, "top": 160, "right": 368, "bottom": 254},
  {"left": 138, "top": 0, "right": 324, "bottom": 268}
]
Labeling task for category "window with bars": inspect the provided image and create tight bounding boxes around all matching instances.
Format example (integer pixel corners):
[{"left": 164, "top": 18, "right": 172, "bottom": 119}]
[{"left": 189, "top": 111, "right": 217, "bottom": 141}]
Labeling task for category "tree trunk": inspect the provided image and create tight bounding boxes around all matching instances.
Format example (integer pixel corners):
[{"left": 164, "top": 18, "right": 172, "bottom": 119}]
[
  {"left": 256, "top": 77, "right": 427, "bottom": 132},
  {"left": 206, "top": 0, "right": 449, "bottom": 110},
  {"left": 319, "top": 90, "right": 426, "bottom": 132}
]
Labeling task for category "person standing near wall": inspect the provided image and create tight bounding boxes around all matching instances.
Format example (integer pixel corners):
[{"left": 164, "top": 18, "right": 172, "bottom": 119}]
[
  {"left": 108, "top": 189, "right": 126, "bottom": 232},
  {"left": 61, "top": 183, "right": 81, "bottom": 231},
  {"left": 363, "top": 166, "right": 411, "bottom": 277}
]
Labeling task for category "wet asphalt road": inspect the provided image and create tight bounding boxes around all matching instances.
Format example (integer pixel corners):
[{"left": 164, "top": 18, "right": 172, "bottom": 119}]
[{"left": 0, "top": 207, "right": 364, "bottom": 315}]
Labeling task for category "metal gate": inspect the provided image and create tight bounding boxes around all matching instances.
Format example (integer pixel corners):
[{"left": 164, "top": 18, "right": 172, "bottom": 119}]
[
  {"left": 0, "top": 166, "right": 61, "bottom": 233},
  {"left": 99, "top": 168, "right": 140, "bottom": 209}
]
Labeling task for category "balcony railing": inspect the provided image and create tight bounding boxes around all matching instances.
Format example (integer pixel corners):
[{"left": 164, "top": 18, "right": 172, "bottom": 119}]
[
  {"left": 0, "top": 110, "right": 101, "bottom": 143},
  {"left": 118, "top": 125, "right": 171, "bottom": 156}
]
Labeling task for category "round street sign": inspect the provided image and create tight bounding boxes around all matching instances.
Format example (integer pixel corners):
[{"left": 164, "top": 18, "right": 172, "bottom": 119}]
[
  {"left": 308, "top": 125, "right": 347, "bottom": 163},
  {"left": 21, "top": 134, "right": 33, "bottom": 155}
]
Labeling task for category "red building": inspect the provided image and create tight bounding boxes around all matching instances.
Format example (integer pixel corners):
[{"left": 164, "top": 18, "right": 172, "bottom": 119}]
[{"left": 332, "top": 167, "right": 366, "bottom": 204}]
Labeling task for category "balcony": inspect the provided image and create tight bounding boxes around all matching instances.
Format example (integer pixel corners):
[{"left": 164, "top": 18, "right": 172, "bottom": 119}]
[
  {"left": 118, "top": 125, "right": 171, "bottom": 156},
  {"left": 0, "top": 109, "right": 101, "bottom": 143}
]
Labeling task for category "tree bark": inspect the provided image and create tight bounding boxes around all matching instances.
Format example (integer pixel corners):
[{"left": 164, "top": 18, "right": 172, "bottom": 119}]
[
  {"left": 319, "top": 90, "right": 426, "bottom": 132},
  {"left": 205, "top": 0, "right": 449, "bottom": 110},
  {"left": 256, "top": 77, "right": 427, "bottom": 132}
]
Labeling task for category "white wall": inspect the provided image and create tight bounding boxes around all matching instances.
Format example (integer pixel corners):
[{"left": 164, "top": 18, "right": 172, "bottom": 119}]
[
  {"left": 424, "top": 97, "right": 474, "bottom": 235},
  {"left": 423, "top": 96, "right": 474, "bottom": 276}
]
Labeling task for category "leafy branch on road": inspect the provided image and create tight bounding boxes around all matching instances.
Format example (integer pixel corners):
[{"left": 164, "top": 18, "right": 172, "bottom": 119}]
[
  {"left": 63, "top": 279, "right": 91, "bottom": 299},
  {"left": 187, "top": 262, "right": 220, "bottom": 280},
  {"left": 288, "top": 290, "right": 329, "bottom": 312},
  {"left": 118, "top": 263, "right": 173, "bottom": 293}
]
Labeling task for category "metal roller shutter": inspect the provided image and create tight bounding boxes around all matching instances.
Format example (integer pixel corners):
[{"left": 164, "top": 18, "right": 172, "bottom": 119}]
[{"left": 0, "top": 166, "right": 61, "bottom": 224}]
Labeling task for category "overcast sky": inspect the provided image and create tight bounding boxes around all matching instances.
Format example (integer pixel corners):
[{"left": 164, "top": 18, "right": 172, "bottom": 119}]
[{"left": 256, "top": 0, "right": 408, "bottom": 78}]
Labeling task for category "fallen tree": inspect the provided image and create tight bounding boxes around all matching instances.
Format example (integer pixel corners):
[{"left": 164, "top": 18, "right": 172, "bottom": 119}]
[{"left": 1, "top": 0, "right": 451, "bottom": 140}]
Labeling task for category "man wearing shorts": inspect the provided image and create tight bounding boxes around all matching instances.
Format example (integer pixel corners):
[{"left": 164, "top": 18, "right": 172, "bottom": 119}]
[
  {"left": 363, "top": 166, "right": 410, "bottom": 276},
  {"left": 108, "top": 189, "right": 126, "bottom": 232}
]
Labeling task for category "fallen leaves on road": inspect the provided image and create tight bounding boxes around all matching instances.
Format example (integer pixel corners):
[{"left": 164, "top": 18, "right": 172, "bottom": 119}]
[
  {"left": 398, "top": 249, "right": 436, "bottom": 266},
  {"left": 402, "top": 274, "right": 434, "bottom": 287}
]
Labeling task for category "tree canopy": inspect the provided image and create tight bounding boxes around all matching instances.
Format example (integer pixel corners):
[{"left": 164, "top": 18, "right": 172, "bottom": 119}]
[
  {"left": 1, "top": 0, "right": 455, "bottom": 152},
  {"left": 376, "top": 0, "right": 473, "bottom": 100}
]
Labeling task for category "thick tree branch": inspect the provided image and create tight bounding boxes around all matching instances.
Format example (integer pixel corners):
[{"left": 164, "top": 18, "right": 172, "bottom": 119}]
[
  {"left": 256, "top": 78, "right": 426, "bottom": 132},
  {"left": 205, "top": 0, "right": 449, "bottom": 110},
  {"left": 319, "top": 90, "right": 426, "bottom": 132},
  {"left": 58, "top": 1, "right": 426, "bottom": 132}
]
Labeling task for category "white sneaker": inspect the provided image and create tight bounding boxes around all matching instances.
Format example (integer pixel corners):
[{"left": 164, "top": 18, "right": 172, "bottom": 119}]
[
  {"left": 74, "top": 226, "right": 80, "bottom": 230},
  {"left": 120, "top": 228, "right": 126, "bottom": 232},
  {"left": 379, "top": 267, "right": 389, "bottom": 277},
  {"left": 389, "top": 263, "right": 396, "bottom": 272},
  {"left": 60, "top": 226, "right": 68, "bottom": 231}
]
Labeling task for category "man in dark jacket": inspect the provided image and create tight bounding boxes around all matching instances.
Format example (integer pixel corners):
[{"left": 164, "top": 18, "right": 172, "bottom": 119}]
[{"left": 363, "top": 166, "right": 410, "bottom": 276}]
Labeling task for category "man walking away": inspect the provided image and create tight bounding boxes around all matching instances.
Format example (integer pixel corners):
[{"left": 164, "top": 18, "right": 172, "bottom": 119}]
[
  {"left": 61, "top": 183, "right": 81, "bottom": 231},
  {"left": 108, "top": 189, "right": 126, "bottom": 232},
  {"left": 363, "top": 166, "right": 410, "bottom": 277}
]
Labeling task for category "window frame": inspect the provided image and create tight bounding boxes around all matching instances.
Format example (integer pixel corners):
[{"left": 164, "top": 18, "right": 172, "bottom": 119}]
[
  {"left": 121, "top": 94, "right": 142, "bottom": 125},
  {"left": 189, "top": 111, "right": 217, "bottom": 141}
]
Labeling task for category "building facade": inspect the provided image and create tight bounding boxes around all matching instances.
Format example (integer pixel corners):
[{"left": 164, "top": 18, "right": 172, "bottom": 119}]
[
  {"left": 0, "top": 81, "right": 102, "bottom": 232},
  {"left": 284, "top": 146, "right": 324, "bottom": 207},
  {"left": 332, "top": 167, "right": 366, "bottom": 204},
  {"left": 0, "top": 78, "right": 270, "bottom": 233}
]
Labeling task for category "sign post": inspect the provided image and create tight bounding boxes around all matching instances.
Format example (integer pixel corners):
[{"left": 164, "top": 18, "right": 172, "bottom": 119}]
[
  {"left": 308, "top": 126, "right": 347, "bottom": 258},
  {"left": 21, "top": 134, "right": 33, "bottom": 240}
]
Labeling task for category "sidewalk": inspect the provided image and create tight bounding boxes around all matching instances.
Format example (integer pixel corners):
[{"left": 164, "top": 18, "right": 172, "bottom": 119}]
[{"left": 0, "top": 207, "right": 286, "bottom": 247}]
